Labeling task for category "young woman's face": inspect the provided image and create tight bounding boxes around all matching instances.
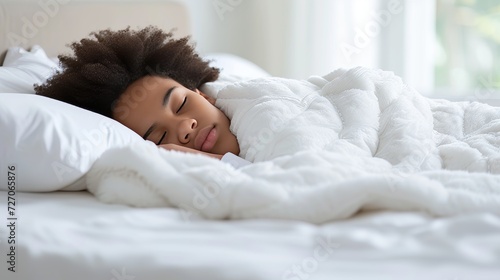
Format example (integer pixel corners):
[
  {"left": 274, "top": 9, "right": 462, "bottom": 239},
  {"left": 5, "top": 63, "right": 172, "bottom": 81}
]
[{"left": 112, "top": 76, "right": 240, "bottom": 156}]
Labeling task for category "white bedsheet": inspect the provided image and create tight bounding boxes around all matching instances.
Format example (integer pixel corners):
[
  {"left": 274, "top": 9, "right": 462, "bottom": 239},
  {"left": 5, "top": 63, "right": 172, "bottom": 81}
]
[{"left": 1, "top": 191, "right": 499, "bottom": 280}]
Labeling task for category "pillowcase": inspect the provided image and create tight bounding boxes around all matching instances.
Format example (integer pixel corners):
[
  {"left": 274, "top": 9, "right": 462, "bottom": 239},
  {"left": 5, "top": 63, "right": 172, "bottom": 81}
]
[
  {"left": 0, "top": 45, "right": 60, "bottom": 93},
  {"left": 204, "top": 53, "right": 271, "bottom": 79},
  {"left": 0, "top": 49, "right": 262, "bottom": 192},
  {"left": 0, "top": 93, "right": 143, "bottom": 192}
]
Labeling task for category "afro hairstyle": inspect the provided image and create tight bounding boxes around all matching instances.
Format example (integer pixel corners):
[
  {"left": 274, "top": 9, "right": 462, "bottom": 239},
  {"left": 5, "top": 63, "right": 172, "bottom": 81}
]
[{"left": 35, "top": 26, "right": 220, "bottom": 118}]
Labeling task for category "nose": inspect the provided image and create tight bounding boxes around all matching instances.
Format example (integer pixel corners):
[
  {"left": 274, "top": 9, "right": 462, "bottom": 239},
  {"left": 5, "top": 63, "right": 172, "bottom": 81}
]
[{"left": 178, "top": 118, "right": 197, "bottom": 144}]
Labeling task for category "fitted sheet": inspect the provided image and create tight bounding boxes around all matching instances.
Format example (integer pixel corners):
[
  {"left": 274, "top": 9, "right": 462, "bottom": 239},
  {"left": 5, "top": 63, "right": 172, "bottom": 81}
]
[{"left": 0, "top": 191, "right": 499, "bottom": 280}]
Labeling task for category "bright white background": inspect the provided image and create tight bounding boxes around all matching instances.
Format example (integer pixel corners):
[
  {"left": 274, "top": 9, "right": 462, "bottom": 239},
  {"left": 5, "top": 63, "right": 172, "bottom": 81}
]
[
  {"left": 2, "top": 0, "right": 497, "bottom": 103},
  {"left": 184, "top": 0, "right": 500, "bottom": 105},
  {"left": 184, "top": 0, "right": 434, "bottom": 90}
]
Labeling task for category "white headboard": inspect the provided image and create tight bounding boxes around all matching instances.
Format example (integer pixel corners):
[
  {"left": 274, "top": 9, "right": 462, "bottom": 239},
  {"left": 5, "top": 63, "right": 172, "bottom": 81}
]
[{"left": 0, "top": 0, "right": 190, "bottom": 59}]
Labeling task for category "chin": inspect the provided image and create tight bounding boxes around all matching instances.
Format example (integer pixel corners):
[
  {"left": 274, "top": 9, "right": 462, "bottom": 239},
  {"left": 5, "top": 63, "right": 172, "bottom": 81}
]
[
  {"left": 231, "top": 144, "right": 240, "bottom": 155},
  {"left": 228, "top": 139, "right": 240, "bottom": 155}
]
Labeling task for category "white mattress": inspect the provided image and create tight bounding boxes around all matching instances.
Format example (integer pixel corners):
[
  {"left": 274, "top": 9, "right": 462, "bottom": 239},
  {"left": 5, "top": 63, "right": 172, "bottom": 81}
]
[{"left": 1, "top": 191, "right": 499, "bottom": 280}]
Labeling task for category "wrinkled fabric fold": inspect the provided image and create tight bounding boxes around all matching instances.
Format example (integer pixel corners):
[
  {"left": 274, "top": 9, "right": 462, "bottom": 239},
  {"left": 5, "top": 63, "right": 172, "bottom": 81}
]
[{"left": 87, "top": 67, "right": 500, "bottom": 223}]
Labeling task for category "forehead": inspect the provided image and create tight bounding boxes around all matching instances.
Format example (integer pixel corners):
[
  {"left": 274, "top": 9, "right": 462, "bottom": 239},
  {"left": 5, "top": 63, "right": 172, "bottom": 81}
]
[
  {"left": 125, "top": 76, "right": 175, "bottom": 98},
  {"left": 112, "top": 76, "right": 174, "bottom": 132}
]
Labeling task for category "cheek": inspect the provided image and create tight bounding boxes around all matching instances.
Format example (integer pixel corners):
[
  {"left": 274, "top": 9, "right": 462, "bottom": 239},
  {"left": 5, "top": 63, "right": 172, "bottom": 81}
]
[{"left": 164, "top": 133, "right": 178, "bottom": 145}]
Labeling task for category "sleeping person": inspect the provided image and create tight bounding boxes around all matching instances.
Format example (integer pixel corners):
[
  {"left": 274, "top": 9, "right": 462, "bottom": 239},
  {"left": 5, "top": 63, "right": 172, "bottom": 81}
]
[
  {"left": 35, "top": 26, "right": 250, "bottom": 168},
  {"left": 37, "top": 26, "right": 500, "bottom": 175}
]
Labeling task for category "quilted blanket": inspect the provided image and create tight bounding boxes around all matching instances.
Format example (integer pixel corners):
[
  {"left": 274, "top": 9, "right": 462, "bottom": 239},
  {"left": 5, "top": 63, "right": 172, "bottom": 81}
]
[{"left": 86, "top": 67, "right": 500, "bottom": 223}]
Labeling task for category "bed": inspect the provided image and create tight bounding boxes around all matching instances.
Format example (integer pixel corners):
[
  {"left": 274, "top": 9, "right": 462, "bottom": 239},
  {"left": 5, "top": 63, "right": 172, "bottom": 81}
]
[{"left": 1, "top": 1, "right": 500, "bottom": 280}]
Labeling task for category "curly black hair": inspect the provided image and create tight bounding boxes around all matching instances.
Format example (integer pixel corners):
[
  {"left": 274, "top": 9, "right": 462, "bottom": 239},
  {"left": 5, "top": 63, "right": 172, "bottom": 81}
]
[{"left": 35, "top": 26, "right": 220, "bottom": 118}]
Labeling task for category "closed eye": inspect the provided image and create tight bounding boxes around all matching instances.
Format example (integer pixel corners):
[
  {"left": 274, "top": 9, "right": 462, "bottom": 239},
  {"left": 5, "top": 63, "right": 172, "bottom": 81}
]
[
  {"left": 157, "top": 131, "right": 166, "bottom": 145},
  {"left": 176, "top": 97, "right": 187, "bottom": 114}
]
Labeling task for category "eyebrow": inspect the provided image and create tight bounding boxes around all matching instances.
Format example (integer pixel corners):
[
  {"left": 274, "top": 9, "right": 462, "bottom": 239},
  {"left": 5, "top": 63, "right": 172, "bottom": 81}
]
[{"left": 142, "top": 86, "right": 177, "bottom": 140}]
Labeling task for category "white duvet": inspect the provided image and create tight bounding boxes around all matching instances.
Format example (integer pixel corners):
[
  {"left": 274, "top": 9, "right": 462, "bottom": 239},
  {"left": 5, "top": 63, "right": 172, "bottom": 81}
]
[{"left": 86, "top": 67, "right": 500, "bottom": 223}]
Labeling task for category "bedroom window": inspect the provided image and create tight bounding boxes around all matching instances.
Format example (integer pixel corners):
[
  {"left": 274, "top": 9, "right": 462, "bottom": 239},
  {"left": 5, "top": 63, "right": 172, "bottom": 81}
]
[
  {"left": 374, "top": 0, "right": 499, "bottom": 101},
  {"left": 242, "top": 0, "right": 499, "bottom": 103},
  {"left": 434, "top": 0, "right": 500, "bottom": 100}
]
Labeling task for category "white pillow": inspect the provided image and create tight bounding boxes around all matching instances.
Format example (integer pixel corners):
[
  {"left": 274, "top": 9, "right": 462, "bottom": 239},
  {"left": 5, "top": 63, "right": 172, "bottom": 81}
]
[
  {"left": 0, "top": 45, "right": 60, "bottom": 93},
  {"left": 204, "top": 53, "right": 271, "bottom": 79},
  {"left": 0, "top": 50, "right": 261, "bottom": 192},
  {"left": 0, "top": 93, "right": 143, "bottom": 192}
]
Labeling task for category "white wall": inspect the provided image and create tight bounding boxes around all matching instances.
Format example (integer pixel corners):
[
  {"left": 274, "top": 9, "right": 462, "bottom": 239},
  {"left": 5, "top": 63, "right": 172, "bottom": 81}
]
[
  {"left": 182, "top": 0, "right": 405, "bottom": 77},
  {"left": 183, "top": 0, "right": 292, "bottom": 77},
  {"left": 184, "top": 0, "right": 345, "bottom": 79},
  {"left": 183, "top": 0, "right": 436, "bottom": 91}
]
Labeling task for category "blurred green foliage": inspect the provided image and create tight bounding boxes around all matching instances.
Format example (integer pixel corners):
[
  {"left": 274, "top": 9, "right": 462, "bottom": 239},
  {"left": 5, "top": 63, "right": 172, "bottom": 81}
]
[{"left": 435, "top": 0, "right": 500, "bottom": 94}]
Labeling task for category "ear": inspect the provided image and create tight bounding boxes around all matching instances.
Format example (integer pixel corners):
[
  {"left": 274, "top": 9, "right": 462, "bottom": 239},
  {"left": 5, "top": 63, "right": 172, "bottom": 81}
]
[{"left": 196, "top": 89, "right": 216, "bottom": 105}]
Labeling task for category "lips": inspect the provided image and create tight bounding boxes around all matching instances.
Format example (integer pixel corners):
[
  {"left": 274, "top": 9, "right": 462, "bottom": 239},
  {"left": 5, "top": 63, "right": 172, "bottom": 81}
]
[{"left": 194, "top": 125, "right": 217, "bottom": 152}]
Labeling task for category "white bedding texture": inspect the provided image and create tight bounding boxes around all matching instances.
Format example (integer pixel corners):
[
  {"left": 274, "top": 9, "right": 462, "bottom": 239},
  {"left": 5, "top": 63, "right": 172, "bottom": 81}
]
[
  {"left": 1, "top": 192, "right": 499, "bottom": 280},
  {"left": 87, "top": 67, "right": 500, "bottom": 223},
  {"left": 0, "top": 46, "right": 144, "bottom": 192},
  {"left": 1, "top": 44, "right": 500, "bottom": 280}
]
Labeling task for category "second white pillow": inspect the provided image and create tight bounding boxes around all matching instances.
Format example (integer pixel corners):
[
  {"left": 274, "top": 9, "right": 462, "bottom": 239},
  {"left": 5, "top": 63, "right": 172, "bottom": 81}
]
[{"left": 0, "top": 45, "right": 60, "bottom": 93}]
